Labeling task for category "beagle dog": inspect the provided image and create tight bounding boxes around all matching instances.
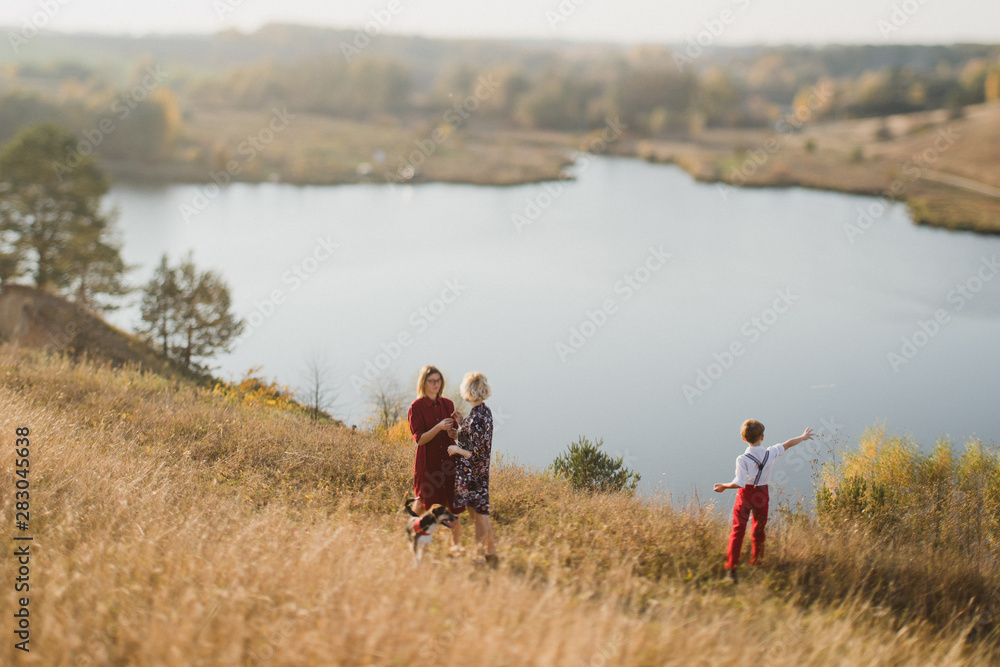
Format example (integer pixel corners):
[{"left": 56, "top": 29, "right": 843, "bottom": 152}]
[{"left": 404, "top": 498, "right": 457, "bottom": 566}]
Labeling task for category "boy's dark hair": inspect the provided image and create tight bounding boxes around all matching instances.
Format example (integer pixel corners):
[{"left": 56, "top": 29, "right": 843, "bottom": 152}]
[{"left": 741, "top": 419, "right": 765, "bottom": 444}]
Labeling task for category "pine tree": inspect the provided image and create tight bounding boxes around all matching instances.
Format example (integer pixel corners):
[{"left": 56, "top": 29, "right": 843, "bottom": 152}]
[
  {"left": 65, "top": 214, "right": 132, "bottom": 310},
  {"left": 139, "top": 255, "right": 180, "bottom": 357},
  {"left": 0, "top": 123, "right": 131, "bottom": 309},
  {"left": 139, "top": 252, "right": 244, "bottom": 371}
]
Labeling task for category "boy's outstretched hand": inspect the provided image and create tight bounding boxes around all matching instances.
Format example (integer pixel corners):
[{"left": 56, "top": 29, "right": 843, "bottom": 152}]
[
  {"left": 781, "top": 427, "right": 816, "bottom": 451},
  {"left": 713, "top": 483, "right": 725, "bottom": 493}
]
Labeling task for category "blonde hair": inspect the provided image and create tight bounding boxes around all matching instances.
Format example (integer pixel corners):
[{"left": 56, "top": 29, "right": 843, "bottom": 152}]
[
  {"left": 741, "top": 419, "right": 765, "bottom": 445},
  {"left": 415, "top": 365, "right": 445, "bottom": 399},
  {"left": 460, "top": 372, "right": 491, "bottom": 402}
]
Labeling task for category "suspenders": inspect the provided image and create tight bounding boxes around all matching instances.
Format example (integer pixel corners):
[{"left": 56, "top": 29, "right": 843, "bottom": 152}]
[{"left": 745, "top": 451, "right": 770, "bottom": 486}]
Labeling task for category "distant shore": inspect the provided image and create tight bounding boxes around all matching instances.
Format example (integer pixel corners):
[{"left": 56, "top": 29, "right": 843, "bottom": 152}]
[
  {"left": 606, "top": 102, "right": 1000, "bottom": 236},
  {"left": 107, "top": 103, "right": 1000, "bottom": 235}
]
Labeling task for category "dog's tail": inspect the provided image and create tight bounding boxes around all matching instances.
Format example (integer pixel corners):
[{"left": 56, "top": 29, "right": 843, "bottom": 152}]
[{"left": 403, "top": 497, "right": 419, "bottom": 517}]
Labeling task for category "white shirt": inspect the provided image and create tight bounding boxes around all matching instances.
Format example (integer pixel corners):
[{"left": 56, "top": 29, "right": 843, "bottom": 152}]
[{"left": 731, "top": 444, "right": 786, "bottom": 487}]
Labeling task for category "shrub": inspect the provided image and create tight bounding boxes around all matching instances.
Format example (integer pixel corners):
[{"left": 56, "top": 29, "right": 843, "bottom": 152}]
[
  {"left": 816, "top": 425, "right": 1000, "bottom": 556},
  {"left": 212, "top": 366, "right": 302, "bottom": 413},
  {"left": 550, "top": 436, "right": 640, "bottom": 494}
]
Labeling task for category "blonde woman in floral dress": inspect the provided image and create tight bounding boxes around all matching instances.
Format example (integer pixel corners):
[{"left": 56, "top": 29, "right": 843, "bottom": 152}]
[{"left": 448, "top": 372, "right": 497, "bottom": 566}]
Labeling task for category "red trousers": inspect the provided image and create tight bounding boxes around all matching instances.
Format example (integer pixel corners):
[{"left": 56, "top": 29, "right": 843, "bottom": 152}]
[{"left": 726, "top": 484, "right": 769, "bottom": 571}]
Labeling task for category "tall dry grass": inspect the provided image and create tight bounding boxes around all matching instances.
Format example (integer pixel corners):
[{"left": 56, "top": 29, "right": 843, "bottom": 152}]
[
  {"left": 0, "top": 346, "right": 998, "bottom": 665},
  {"left": 817, "top": 424, "right": 1000, "bottom": 559}
]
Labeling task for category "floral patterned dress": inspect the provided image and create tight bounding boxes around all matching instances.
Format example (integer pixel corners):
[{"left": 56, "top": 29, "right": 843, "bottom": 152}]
[{"left": 453, "top": 403, "right": 493, "bottom": 515}]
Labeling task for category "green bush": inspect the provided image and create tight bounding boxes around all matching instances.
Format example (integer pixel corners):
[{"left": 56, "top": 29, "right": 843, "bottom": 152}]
[{"left": 550, "top": 436, "right": 640, "bottom": 494}]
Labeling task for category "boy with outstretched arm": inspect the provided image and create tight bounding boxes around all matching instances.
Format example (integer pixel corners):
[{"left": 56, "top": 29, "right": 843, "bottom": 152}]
[{"left": 714, "top": 419, "right": 814, "bottom": 583}]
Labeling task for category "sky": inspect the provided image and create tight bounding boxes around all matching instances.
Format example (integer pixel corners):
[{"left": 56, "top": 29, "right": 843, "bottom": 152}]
[{"left": 2, "top": 0, "right": 999, "bottom": 46}]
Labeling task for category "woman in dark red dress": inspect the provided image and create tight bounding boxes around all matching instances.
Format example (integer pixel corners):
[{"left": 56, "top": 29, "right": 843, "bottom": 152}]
[{"left": 407, "top": 365, "right": 462, "bottom": 548}]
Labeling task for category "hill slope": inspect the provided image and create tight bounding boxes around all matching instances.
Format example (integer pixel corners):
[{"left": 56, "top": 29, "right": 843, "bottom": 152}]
[
  {"left": 0, "top": 346, "right": 998, "bottom": 664},
  {"left": 0, "top": 283, "right": 206, "bottom": 383}
]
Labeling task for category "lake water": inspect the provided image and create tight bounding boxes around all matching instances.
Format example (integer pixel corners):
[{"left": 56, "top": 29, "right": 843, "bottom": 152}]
[{"left": 106, "top": 156, "right": 1000, "bottom": 502}]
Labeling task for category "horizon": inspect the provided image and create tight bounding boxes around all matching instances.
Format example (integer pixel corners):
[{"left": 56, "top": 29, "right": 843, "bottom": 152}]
[
  {"left": 7, "top": 22, "right": 1000, "bottom": 49},
  {"left": 2, "top": 0, "right": 1000, "bottom": 48}
]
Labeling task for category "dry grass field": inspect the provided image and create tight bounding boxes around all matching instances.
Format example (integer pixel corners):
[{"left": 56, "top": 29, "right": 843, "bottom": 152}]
[
  {"left": 1, "top": 345, "right": 998, "bottom": 665},
  {"left": 101, "top": 110, "right": 575, "bottom": 188}
]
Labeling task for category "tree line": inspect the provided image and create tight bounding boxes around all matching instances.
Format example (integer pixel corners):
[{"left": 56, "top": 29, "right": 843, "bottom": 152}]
[
  {"left": 2, "top": 40, "right": 999, "bottom": 160},
  {"left": 110, "top": 46, "right": 1000, "bottom": 133}
]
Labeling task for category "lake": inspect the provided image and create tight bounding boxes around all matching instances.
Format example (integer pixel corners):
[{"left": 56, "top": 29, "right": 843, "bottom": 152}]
[{"left": 106, "top": 155, "right": 1000, "bottom": 501}]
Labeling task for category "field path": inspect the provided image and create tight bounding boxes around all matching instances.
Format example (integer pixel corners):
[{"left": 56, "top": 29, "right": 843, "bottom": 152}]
[{"left": 920, "top": 169, "right": 1000, "bottom": 199}]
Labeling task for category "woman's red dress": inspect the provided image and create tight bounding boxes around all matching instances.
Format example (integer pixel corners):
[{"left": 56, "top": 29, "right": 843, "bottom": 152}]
[{"left": 408, "top": 395, "right": 461, "bottom": 513}]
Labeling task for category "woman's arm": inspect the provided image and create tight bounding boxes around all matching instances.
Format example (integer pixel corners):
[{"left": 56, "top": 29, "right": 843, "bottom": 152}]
[
  {"left": 448, "top": 444, "right": 471, "bottom": 459},
  {"left": 416, "top": 418, "right": 453, "bottom": 446},
  {"left": 456, "top": 409, "right": 485, "bottom": 458},
  {"left": 409, "top": 401, "right": 453, "bottom": 447}
]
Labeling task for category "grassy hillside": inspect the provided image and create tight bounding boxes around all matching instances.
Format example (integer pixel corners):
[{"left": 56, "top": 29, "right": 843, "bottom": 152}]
[
  {"left": 1, "top": 345, "right": 998, "bottom": 665},
  {"left": 0, "top": 283, "right": 210, "bottom": 385}
]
